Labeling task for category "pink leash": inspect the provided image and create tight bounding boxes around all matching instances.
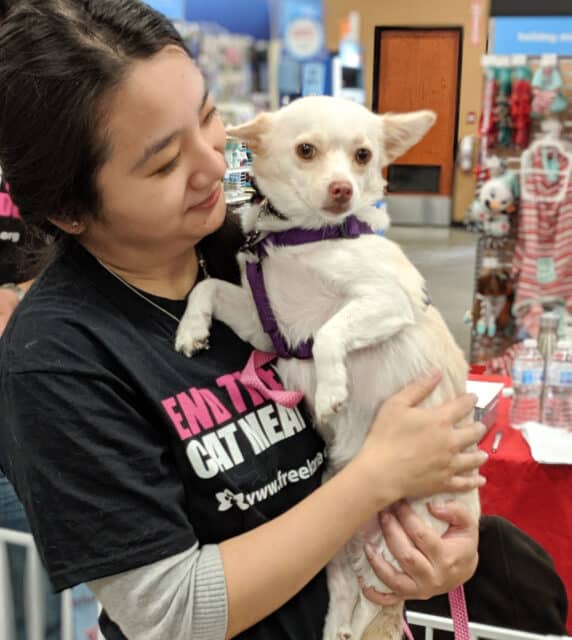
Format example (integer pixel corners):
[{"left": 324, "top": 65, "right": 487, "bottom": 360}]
[
  {"left": 403, "top": 585, "right": 470, "bottom": 640},
  {"left": 239, "top": 350, "right": 304, "bottom": 408}
]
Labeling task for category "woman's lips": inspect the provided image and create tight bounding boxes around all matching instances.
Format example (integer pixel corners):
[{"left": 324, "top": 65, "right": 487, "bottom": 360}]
[{"left": 189, "top": 185, "right": 222, "bottom": 211}]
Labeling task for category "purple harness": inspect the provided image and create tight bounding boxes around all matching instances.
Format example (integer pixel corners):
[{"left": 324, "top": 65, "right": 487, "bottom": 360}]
[{"left": 245, "top": 215, "right": 375, "bottom": 359}]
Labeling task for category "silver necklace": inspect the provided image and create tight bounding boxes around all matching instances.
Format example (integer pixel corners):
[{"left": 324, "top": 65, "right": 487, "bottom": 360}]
[{"left": 95, "top": 251, "right": 209, "bottom": 325}]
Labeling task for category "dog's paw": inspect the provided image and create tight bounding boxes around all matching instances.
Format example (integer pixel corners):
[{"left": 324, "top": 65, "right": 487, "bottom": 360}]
[
  {"left": 315, "top": 382, "right": 348, "bottom": 425},
  {"left": 335, "top": 627, "right": 353, "bottom": 640},
  {"left": 175, "top": 313, "right": 211, "bottom": 357}
]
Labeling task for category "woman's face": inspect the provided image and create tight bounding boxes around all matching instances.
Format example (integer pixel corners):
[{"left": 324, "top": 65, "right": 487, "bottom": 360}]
[{"left": 81, "top": 45, "right": 227, "bottom": 263}]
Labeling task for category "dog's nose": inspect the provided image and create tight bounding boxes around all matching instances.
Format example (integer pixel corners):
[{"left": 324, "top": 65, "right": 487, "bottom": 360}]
[{"left": 328, "top": 181, "right": 353, "bottom": 203}]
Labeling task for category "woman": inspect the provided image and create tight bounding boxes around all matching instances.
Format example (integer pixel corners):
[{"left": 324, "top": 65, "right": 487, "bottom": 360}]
[{"left": 0, "top": 2, "right": 487, "bottom": 639}]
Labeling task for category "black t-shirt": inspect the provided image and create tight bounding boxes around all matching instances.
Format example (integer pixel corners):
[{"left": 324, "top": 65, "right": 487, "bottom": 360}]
[{"left": 0, "top": 240, "right": 328, "bottom": 639}]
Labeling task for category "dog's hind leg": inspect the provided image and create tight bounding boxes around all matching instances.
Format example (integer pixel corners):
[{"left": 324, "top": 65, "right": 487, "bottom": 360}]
[{"left": 323, "top": 549, "right": 360, "bottom": 640}]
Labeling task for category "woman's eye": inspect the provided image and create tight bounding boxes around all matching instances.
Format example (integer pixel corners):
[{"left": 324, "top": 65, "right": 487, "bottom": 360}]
[
  {"left": 203, "top": 107, "right": 218, "bottom": 125},
  {"left": 355, "top": 148, "right": 372, "bottom": 165},
  {"left": 154, "top": 153, "right": 181, "bottom": 176},
  {"left": 296, "top": 143, "right": 317, "bottom": 160}
]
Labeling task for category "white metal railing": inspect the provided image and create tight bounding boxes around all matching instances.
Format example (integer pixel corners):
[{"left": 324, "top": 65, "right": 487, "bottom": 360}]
[
  {"left": 0, "top": 527, "right": 73, "bottom": 640},
  {"left": 406, "top": 610, "right": 571, "bottom": 640}
]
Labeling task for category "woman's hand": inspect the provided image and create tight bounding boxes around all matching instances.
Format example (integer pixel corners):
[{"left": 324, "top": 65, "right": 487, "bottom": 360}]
[
  {"left": 361, "top": 500, "right": 479, "bottom": 606},
  {"left": 355, "top": 370, "right": 487, "bottom": 506}
]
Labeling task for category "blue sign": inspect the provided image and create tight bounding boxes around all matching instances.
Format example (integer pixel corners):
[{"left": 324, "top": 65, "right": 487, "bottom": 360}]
[
  {"left": 280, "top": 0, "right": 324, "bottom": 61},
  {"left": 492, "top": 16, "right": 572, "bottom": 56},
  {"left": 145, "top": 0, "right": 185, "bottom": 21},
  {"left": 302, "top": 61, "right": 326, "bottom": 96}
]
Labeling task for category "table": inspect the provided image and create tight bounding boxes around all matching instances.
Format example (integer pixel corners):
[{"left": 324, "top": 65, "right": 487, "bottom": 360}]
[{"left": 476, "top": 375, "right": 572, "bottom": 634}]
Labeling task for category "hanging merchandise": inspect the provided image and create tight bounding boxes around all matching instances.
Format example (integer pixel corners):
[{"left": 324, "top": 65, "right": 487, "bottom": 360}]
[
  {"left": 510, "top": 57, "right": 532, "bottom": 149},
  {"left": 466, "top": 254, "right": 516, "bottom": 339},
  {"left": 479, "top": 57, "right": 499, "bottom": 151},
  {"left": 464, "top": 156, "right": 502, "bottom": 230},
  {"left": 467, "top": 171, "right": 519, "bottom": 244},
  {"left": 494, "top": 60, "right": 513, "bottom": 147},
  {"left": 512, "top": 136, "right": 572, "bottom": 339},
  {"left": 467, "top": 167, "right": 520, "bottom": 366},
  {"left": 531, "top": 54, "right": 568, "bottom": 118}
]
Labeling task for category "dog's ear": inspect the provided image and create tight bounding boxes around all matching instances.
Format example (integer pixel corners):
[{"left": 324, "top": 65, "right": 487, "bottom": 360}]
[
  {"left": 226, "top": 113, "right": 273, "bottom": 155},
  {"left": 381, "top": 110, "right": 437, "bottom": 164}
]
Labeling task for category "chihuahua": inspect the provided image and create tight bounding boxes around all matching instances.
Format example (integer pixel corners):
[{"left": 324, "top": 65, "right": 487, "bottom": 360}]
[{"left": 176, "top": 96, "right": 480, "bottom": 640}]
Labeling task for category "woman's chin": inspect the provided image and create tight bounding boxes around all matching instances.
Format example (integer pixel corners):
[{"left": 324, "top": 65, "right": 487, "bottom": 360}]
[{"left": 193, "top": 195, "right": 227, "bottom": 236}]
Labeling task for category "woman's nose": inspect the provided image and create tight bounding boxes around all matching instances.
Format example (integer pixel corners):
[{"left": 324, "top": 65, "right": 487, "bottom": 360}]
[{"left": 188, "top": 139, "right": 227, "bottom": 190}]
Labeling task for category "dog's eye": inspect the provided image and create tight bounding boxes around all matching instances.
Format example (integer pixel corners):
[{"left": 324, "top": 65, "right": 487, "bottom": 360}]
[
  {"left": 296, "top": 143, "right": 317, "bottom": 160},
  {"left": 355, "top": 148, "right": 372, "bottom": 165}
]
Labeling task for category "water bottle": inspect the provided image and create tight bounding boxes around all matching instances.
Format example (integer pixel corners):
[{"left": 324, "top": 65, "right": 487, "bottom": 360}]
[
  {"left": 511, "top": 338, "right": 543, "bottom": 427},
  {"left": 537, "top": 312, "right": 560, "bottom": 365},
  {"left": 542, "top": 340, "right": 572, "bottom": 429}
]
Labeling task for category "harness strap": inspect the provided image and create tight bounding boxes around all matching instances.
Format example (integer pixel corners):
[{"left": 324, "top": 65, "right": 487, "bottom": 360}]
[{"left": 245, "top": 214, "right": 375, "bottom": 360}]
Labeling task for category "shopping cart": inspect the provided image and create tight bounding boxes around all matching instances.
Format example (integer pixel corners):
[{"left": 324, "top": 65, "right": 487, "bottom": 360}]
[
  {"left": 0, "top": 527, "right": 74, "bottom": 640},
  {"left": 406, "top": 609, "right": 571, "bottom": 640}
]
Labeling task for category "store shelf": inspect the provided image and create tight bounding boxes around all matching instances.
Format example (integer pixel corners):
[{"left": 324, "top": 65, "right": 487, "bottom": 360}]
[
  {"left": 225, "top": 167, "right": 251, "bottom": 176},
  {"left": 225, "top": 193, "right": 252, "bottom": 206}
]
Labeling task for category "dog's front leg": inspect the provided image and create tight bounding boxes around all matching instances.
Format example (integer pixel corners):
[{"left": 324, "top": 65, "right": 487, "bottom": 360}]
[
  {"left": 176, "top": 279, "right": 272, "bottom": 356},
  {"left": 313, "top": 292, "right": 414, "bottom": 424}
]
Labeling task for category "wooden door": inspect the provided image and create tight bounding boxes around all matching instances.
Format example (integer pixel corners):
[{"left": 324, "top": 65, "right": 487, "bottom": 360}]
[{"left": 374, "top": 28, "right": 461, "bottom": 197}]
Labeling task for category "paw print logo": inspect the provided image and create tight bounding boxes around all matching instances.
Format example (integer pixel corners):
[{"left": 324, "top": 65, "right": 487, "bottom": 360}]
[{"left": 216, "top": 489, "right": 249, "bottom": 512}]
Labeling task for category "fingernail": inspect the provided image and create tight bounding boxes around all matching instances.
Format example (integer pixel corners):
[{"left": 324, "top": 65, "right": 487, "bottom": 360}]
[
  {"left": 478, "top": 475, "right": 487, "bottom": 486},
  {"left": 480, "top": 451, "right": 489, "bottom": 461},
  {"left": 478, "top": 422, "right": 487, "bottom": 435},
  {"left": 365, "top": 543, "right": 376, "bottom": 557},
  {"left": 470, "top": 393, "right": 479, "bottom": 405},
  {"left": 427, "top": 367, "right": 441, "bottom": 380},
  {"left": 380, "top": 512, "right": 392, "bottom": 525},
  {"left": 431, "top": 497, "right": 446, "bottom": 509}
]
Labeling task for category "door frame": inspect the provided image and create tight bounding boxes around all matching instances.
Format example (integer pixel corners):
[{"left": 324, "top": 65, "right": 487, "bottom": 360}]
[{"left": 372, "top": 26, "right": 464, "bottom": 194}]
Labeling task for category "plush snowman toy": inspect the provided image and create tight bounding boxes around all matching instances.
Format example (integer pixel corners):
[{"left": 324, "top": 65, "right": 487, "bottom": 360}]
[{"left": 469, "top": 176, "right": 517, "bottom": 237}]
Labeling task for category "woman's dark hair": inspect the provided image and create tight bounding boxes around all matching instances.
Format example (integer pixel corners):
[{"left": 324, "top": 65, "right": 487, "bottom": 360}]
[{"left": 0, "top": 0, "right": 243, "bottom": 279}]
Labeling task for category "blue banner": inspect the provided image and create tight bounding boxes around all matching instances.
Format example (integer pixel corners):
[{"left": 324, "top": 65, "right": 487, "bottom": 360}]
[
  {"left": 145, "top": 0, "right": 185, "bottom": 21},
  {"left": 280, "top": 0, "right": 324, "bottom": 61},
  {"left": 492, "top": 16, "right": 572, "bottom": 56}
]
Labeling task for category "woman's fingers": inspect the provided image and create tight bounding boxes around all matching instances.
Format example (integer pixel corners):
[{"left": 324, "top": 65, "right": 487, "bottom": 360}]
[
  {"left": 437, "top": 393, "right": 478, "bottom": 426},
  {"left": 453, "top": 422, "right": 487, "bottom": 450},
  {"left": 391, "top": 369, "right": 442, "bottom": 407},
  {"left": 452, "top": 450, "right": 488, "bottom": 475},
  {"left": 361, "top": 584, "right": 403, "bottom": 606},
  {"left": 427, "top": 499, "right": 477, "bottom": 531},
  {"left": 364, "top": 542, "right": 417, "bottom": 595},
  {"left": 447, "top": 473, "right": 487, "bottom": 493},
  {"left": 388, "top": 502, "right": 443, "bottom": 560}
]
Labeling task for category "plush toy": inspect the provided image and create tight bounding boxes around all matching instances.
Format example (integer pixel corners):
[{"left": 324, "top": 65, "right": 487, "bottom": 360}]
[
  {"left": 465, "top": 257, "right": 515, "bottom": 338},
  {"left": 468, "top": 174, "right": 518, "bottom": 238}
]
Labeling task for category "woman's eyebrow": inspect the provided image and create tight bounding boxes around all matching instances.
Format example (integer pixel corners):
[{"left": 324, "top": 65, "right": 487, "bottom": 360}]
[{"left": 130, "top": 129, "right": 183, "bottom": 174}]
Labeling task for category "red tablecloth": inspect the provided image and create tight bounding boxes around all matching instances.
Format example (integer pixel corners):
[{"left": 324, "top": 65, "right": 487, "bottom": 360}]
[{"left": 475, "top": 375, "right": 572, "bottom": 633}]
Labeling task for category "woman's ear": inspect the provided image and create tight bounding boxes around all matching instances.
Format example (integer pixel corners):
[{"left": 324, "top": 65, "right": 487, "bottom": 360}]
[{"left": 47, "top": 217, "right": 86, "bottom": 235}]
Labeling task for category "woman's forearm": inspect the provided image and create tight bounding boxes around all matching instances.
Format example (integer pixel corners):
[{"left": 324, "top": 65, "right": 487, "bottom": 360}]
[{"left": 221, "top": 456, "right": 397, "bottom": 639}]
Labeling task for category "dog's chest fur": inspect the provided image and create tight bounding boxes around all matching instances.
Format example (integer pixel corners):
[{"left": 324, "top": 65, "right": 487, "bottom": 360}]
[{"left": 240, "top": 233, "right": 468, "bottom": 470}]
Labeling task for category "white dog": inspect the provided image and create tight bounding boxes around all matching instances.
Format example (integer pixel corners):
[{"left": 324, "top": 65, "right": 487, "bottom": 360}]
[{"left": 176, "top": 96, "right": 480, "bottom": 640}]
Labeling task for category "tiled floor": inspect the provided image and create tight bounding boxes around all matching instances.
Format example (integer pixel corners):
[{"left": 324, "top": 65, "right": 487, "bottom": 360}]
[{"left": 385, "top": 225, "right": 478, "bottom": 358}]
